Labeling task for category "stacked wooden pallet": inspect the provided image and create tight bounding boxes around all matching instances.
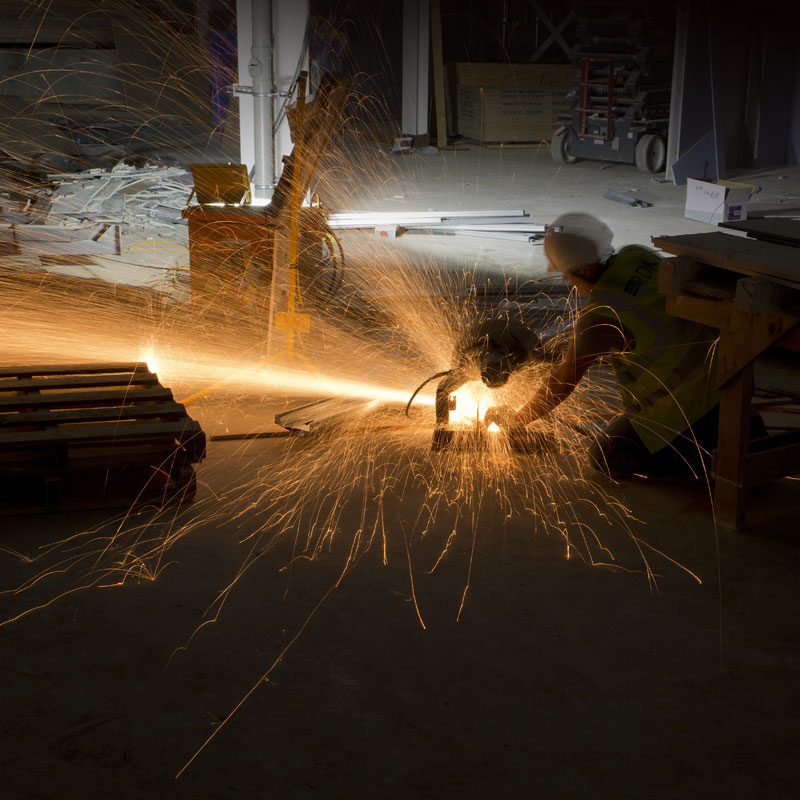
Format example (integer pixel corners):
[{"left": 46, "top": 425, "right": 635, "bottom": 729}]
[{"left": 0, "top": 363, "right": 205, "bottom": 513}]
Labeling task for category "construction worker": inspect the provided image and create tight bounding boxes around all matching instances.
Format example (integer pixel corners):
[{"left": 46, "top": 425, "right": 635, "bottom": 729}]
[{"left": 489, "top": 212, "right": 724, "bottom": 478}]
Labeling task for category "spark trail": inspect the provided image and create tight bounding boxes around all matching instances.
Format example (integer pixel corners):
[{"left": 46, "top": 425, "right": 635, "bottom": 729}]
[{"left": 0, "top": 1, "right": 708, "bottom": 775}]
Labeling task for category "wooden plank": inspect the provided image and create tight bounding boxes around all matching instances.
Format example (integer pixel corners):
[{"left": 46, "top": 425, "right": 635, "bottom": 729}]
[
  {"left": 0, "top": 402, "right": 189, "bottom": 428},
  {"left": 659, "top": 255, "right": 738, "bottom": 299},
  {"left": 652, "top": 233, "right": 800, "bottom": 289},
  {"left": 0, "top": 435, "right": 199, "bottom": 460},
  {"left": 0, "top": 361, "right": 204, "bottom": 514},
  {"left": 681, "top": 279, "right": 737, "bottom": 300},
  {"left": 0, "top": 440, "right": 187, "bottom": 460},
  {"left": 0, "top": 387, "right": 174, "bottom": 411},
  {"left": 712, "top": 363, "right": 754, "bottom": 529},
  {"left": 744, "top": 440, "right": 800, "bottom": 485},
  {"left": 0, "top": 419, "right": 204, "bottom": 449},
  {"left": 0, "top": 363, "right": 146, "bottom": 378},
  {"left": 665, "top": 293, "right": 729, "bottom": 329},
  {"left": 776, "top": 327, "right": 800, "bottom": 351},
  {"left": 748, "top": 428, "right": 800, "bottom": 452},
  {"left": 0, "top": 372, "right": 159, "bottom": 393},
  {"left": 658, "top": 257, "right": 701, "bottom": 295},
  {"left": 664, "top": 290, "right": 796, "bottom": 386},
  {"left": 720, "top": 218, "right": 800, "bottom": 247},
  {"left": 715, "top": 312, "right": 796, "bottom": 388},
  {"left": 754, "top": 384, "right": 800, "bottom": 403},
  {"left": 0, "top": 449, "right": 184, "bottom": 474},
  {"left": 734, "top": 277, "right": 800, "bottom": 317}
]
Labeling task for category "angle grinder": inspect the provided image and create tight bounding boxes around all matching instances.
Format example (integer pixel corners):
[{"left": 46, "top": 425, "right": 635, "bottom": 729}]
[{"left": 406, "top": 314, "right": 564, "bottom": 451}]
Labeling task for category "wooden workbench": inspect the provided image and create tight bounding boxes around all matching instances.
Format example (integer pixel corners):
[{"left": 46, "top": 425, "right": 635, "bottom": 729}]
[
  {"left": 653, "top": 232, "right": 800, "bottom": 528},
  {"left": 719, "top": 218, "right": 800, "bottom": 248}
]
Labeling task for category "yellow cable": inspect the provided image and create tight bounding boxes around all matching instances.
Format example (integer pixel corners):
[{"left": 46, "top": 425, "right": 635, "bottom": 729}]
[{"left": 122, "top": 241, "right": 189, "bottom": 254}]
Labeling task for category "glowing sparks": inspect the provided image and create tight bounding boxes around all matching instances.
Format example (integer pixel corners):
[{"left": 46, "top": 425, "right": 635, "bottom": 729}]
[
  {"left": 142, "top": 349, "right": 161, "bottom": 377},
  {"left": 448, "top": 381, "right": 495, "bottom": 426},
  {"left": 251, "top": 367, "right": 435, "bottom": 406},
  {"left": 0, "top": 3, "right": 714, "bottom": 778}
]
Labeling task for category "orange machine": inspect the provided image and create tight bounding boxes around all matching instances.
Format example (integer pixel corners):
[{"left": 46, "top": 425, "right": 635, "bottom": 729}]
[
  {"left": 182, "top": 73, "right": 351, "bottom": 324},
  {"left": 182, "top": 200, "right": 276, "bottom": 319}
]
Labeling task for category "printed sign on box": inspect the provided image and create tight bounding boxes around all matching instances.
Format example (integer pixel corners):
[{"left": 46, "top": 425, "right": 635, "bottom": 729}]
[{"left": 685, "top": 178, "right": 753, "bottom": 225}]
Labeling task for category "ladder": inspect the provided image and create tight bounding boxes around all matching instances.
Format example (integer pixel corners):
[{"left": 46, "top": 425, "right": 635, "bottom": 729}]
[{"left": 577, "top": 57, "right": 615, "bottom": 141}]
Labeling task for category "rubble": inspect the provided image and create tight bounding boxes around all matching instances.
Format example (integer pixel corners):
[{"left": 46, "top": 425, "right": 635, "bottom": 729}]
[
  {"left": 1, "top": 157, "right": 193, "bottom": 234},
  {"left": 45, "top": 160, "right": 194, "bottom": 231},
  {"left": 1, "top": 157, "right": 193, "bottom": 256},
  {"left": 0, "top": 157, "right": 193, "bottom": 297}
]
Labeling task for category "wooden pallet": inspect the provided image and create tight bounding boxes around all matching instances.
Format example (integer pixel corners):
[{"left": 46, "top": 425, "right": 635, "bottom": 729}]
[{"left": 0, "top": 362, "right": 205, "bottom": 513}]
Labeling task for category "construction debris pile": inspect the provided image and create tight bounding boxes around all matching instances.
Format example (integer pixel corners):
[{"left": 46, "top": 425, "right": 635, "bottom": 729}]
[
  {"left": 47, "top": 161, "right": 193, "bottom": 230},
  {"left": 0, "top": 159, "right": 194, "bottom": 258}
]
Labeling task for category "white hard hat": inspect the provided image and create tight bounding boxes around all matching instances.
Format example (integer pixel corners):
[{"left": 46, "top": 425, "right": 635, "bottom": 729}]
[{"left": 544, "top": 213, "right": 614, "bottom": 274}]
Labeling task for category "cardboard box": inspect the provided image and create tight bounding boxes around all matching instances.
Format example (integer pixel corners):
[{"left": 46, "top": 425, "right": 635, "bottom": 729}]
[
  {"left": 455, "top": 85, "right": 569, "bottom": 143},
  {"left": 684, "top": 178, "right": 753, "bottom": 225},
  {"left": 448, "top": 62, "right": 573, "bottom": 143},
  {"left": 449, "top": 62, "right": 574, "bottom": 88}
]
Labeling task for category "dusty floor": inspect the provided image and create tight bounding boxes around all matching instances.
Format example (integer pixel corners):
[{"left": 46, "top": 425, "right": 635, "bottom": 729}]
[
  {"left": 1, "top": 144, "right": 799, "bottom": 798},
  {"left": 1, "top": 434, "right": 798, "bottom": 799}
]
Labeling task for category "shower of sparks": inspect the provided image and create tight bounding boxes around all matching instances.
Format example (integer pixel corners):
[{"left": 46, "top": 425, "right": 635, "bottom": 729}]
[
  {"left": 0, "top": 0, "right": 709, "bottom": 776},
  {"left": 448, "top": 380, "right": 493, "bottom": 425}
]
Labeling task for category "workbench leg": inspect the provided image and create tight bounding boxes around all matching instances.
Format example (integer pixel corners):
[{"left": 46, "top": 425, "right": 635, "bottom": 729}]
[{"left": 713, "top": 364, "right": 753, "bottom": 529}]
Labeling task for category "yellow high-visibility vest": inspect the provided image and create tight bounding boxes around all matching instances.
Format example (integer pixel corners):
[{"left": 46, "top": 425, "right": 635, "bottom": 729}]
[{"left": 585, "top": 246, "right": 719, "bottom": 453}]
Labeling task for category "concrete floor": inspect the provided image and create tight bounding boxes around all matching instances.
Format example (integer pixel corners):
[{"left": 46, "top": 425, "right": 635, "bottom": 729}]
[
  {"left": 322, "top": 140, "right": 800, "bottom": 284},
  {"left": 1, "top": 142, "right": 799, "bottom": 798}
]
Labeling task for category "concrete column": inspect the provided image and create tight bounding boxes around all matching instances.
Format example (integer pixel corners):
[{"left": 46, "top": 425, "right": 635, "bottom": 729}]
[
  {"left": 665, "top": 5, "right": 726, "bottom": 184},
  {"left": 402, "top": 0, "right": 429, "bottom": 138},
  {"left": 236, "top": 0, "right": 308, "bottom": 200},
  {"left": 273, "top": 0, "right": 310, "bottom": 183},
  {"left": 236, "top": 0, "right": 256, "bottom": 176},
  {"left": 250, "top": 0, "right": 274, "bottom": 201},
  {"left": 665, "top": 6, "right": 687, "bottom": 183}
]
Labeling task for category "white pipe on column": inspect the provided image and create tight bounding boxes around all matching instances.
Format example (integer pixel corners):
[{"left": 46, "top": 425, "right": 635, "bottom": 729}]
[
  {"left": 235, "top": 0, "right": 308, "bottom": 197},
  {"left": 236, "top": 0, "right": 255, "bottom": 179},
  {"left": 273, "top": 0, "right": 309, "bottom": 183},
  {"left": 250, "top": 0, "right": 274, "bottom": 202}
]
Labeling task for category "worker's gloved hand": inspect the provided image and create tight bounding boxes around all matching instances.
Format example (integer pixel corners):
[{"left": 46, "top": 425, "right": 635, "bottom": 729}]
[{"left": 484, "top": 405, "right": 523, "bottom": 431}]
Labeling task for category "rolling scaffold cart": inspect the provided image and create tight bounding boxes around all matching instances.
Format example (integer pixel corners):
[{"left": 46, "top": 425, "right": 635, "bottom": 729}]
[{"left": 550, "top": 13, "right": 672, "bottom": 174}]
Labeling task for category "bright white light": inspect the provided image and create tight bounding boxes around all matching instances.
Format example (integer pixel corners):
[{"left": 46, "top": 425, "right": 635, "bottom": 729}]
[
  {"left": 487, "top": 422, "right": 500, "bottom": 433},
  {"left": 251, "top": 367, "right": 434, "bottom": 406},
  {"left": 449, "top": 381, "right": 495, "bottom": 427},
  {"left": 141, "top": 350, "right": 160, "bottom": 376}
]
